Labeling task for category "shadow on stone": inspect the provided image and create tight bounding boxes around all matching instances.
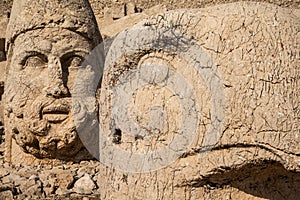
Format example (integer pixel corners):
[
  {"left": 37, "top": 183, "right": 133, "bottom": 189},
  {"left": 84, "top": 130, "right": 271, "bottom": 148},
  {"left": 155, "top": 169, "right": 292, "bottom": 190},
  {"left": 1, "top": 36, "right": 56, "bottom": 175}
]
[{"left": 196, "top": 161, "right": 300, "bottom": 200}]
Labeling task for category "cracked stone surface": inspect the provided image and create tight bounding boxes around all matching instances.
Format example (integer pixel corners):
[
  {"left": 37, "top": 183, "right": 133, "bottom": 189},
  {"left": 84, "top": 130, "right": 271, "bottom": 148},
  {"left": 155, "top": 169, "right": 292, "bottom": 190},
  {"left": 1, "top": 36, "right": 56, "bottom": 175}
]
[
  {"left": 4, "top": 0, "right": 102, "bottom": 164},
  {"left": 0, "top": 157, "right": 299, "bottom": 199},
  {"left": 97, "top": 1, "right": 300, "bottom": 199},
  {"left": 0, "top": 1, "right": 299, "bottom": 200}
]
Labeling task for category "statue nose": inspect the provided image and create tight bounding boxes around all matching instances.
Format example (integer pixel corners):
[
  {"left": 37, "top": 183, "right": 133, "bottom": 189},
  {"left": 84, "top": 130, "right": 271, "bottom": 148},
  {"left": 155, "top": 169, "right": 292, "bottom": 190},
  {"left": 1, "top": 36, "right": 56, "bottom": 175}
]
[
  {"left": 45, "top": 57, "right": 69, "bottom": 97},
  {"left": 46, "top": 84, "right": 69, "bottom": 97}
]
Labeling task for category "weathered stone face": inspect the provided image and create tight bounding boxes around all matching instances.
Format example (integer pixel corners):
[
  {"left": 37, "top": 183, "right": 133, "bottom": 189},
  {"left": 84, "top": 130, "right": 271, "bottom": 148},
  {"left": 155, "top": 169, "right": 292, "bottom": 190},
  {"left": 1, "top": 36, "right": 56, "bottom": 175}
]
[
  {"left": 4, "top": 0, "right": 102, "bottom": 163},
  {"left": 5, "top": 27, "right": 94, "bottom": 158}
]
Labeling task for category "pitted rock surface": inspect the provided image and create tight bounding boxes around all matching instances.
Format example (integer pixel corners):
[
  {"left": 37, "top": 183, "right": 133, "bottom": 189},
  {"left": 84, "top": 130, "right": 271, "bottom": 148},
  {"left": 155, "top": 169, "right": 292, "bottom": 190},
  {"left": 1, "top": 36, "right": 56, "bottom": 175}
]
[
  {"left": 4, "top": 0, "right": 102, "bottom": 164},
  {"left": 0, "top": 1, "right": 299, "bottom": 200}
]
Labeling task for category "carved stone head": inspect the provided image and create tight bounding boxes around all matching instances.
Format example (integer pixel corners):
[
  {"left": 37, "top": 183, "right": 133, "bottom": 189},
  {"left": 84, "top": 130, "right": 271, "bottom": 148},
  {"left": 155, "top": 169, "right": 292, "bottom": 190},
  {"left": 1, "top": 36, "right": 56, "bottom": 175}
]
[{"left": 4, "top": 0, "right": 101, "bottom": 161}]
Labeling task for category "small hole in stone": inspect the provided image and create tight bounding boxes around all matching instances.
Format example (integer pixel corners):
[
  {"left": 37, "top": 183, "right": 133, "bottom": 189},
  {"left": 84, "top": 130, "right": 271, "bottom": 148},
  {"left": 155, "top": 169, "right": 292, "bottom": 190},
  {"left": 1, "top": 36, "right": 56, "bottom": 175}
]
[
  {"left": 13, "top": 128, "right": 19, "bottom": 135},
  {"left": 33, "top": 121, "right": 39, "bottom": 127},
  {"left": 112, "top": 129, "right": 122, "bottom": 144},
  {"left": 135, "top": 134, "right": 144, "bottom": 141},
  {"left": 17, "top": 114, "right": 23, "bottom": 119}
]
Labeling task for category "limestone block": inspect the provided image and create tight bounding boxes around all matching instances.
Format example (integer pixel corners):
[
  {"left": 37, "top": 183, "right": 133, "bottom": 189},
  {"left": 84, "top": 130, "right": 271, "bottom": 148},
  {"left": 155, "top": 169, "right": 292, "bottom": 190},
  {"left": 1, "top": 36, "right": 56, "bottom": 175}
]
[
  {"left": 125, "top": 2, "right": 137, "bottom": 16},
  {"left": 99, "top": 5, "right": 167, "bottom": 38},
  {"left": 93, "top": 3, "right": 299, "bottom": 198},
  {"left": 72, "top": 173, "right": 96, "bottom": 194}
]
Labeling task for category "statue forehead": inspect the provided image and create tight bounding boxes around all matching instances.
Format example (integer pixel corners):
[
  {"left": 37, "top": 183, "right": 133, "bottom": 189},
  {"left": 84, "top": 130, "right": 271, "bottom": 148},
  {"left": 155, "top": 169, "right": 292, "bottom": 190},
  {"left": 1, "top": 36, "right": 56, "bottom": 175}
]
[
  {"left": 12, "top": 28, "right": 92, "bottom": 54},
  {"left": 6, "top": 0, "right": 101, "bottom": 49},
  {"left": 14, "top": 28, "right": 90, "bottom": 42}
]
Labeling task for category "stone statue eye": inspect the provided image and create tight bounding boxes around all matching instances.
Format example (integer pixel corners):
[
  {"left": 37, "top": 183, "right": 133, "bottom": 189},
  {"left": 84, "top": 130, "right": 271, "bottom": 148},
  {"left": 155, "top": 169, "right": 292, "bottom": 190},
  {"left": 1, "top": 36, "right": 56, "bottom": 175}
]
[
  {"left": 22, "top": 55, "right": 47, "bottom": 69},
  {"left": 63, "top": 56, "right": 84, "bottom": 69}
]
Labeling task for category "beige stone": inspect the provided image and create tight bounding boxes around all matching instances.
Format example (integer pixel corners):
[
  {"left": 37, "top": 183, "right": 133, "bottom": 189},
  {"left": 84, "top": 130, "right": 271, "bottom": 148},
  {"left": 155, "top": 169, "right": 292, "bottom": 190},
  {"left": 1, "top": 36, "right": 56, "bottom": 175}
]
[
  {"left": 39, "top": 168, "right": 75, "bottom": 190},
  {"left": 125, "top": 2, "right": 137, "bottom": 16},
  {"left": 72, "top": 173, "right": 96, "bottom": 194},
  {"left": 4, "top": 0, "right": 102, "bottom": 165},
  {"left": 0, "top": 190, "right": 13, "bottom": 200},
  {"left": 100, "top": 5, "right": 167, "bottom": 38},
  {"left": 96, "top": 2, "right": 299, "bottom": 199},
  {"left": 0, "top": 1, "right": 299, "bottom": 199}
]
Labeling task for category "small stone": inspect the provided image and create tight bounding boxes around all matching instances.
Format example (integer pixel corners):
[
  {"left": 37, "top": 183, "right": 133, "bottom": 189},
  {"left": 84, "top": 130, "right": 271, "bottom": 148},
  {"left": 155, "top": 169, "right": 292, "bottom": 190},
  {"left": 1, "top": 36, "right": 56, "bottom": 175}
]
[
  {"left": 125, "top": 2, "right": 137, "bottom": 15},
  {"left": 0, "top": 190, "right": 14, "bottom": 200},
  {"left": 63, "top": 165, "right": 70, "bottom": 170},
  {"left": 40, "top": 169, "right": 74, "bottom": 190},
  {"left": 2, "top": 173, "right": 26, "bottom": 185},
  {"left": 0, "top": 168, "right": 10, "bottom": 178},
  {"left": 24, "top": 182, "right": 43, "bottom": 198},
  {"left": 43, "top": 186, "right": 55, "bottom": 197},
  {"left": 19, "top": 179, "right": 36, "bottom": 192},
  {"left": 55, "top": 188, "right": 72, "bottom": 196},
  {"left": 17, "top": 166, "right": 37, "bottom": 178},
  {"left": 29, "top": 175, "right": 39, "bottom": 181},
  {"left": 76, "top": 166, "right": 96, "bottom": 178},
  {"left": 72, "top": 173, "right": 96, "bottom": 195}
]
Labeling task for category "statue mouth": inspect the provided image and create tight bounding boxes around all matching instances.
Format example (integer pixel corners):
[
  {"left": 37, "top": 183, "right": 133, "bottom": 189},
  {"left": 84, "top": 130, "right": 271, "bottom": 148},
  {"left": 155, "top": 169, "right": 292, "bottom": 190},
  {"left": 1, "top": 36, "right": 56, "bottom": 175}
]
[{"left": 42, "top": 104, "right": 70, "bottom": 123}]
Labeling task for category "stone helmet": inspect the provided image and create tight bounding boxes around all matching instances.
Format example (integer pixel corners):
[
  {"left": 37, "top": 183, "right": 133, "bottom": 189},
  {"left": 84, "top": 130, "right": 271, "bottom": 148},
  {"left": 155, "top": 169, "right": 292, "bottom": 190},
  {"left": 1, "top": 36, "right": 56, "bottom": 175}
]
[{"left": 6, "top": 0, "right": 102, "bottom": 54}]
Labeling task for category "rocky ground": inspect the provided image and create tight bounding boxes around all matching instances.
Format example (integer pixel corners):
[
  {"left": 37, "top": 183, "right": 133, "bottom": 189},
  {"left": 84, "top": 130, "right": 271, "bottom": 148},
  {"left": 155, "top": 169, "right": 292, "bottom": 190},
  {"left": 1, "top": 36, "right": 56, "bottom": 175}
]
[
  {"left": 0, "top": 152, "right": 299, "bottom": 199},
  {"left": 0, "top": 158, "right": 101, "bottom": 199}
]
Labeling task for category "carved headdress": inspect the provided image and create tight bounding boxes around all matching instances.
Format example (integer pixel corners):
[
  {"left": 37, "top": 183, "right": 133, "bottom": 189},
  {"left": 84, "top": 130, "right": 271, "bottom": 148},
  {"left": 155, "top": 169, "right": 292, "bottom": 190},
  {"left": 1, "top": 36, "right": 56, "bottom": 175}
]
[{"left": 6, "top": 0, "right": 101, "bottom": 51}]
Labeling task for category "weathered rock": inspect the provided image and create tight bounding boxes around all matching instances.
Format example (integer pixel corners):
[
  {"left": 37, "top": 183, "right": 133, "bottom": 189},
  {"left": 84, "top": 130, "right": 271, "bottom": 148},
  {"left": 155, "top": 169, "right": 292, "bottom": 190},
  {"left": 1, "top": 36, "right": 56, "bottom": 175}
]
[
  {"left": 94, "top": 1, "right": 299, "bottom": 199},
  {"left": 4, "top": 0, "right": 102, "bottom": 165},
  {"left": 125, "top": 2, "right": 137, "bottom": 16},
  {"left": 100, "top": 5, "right": 167, "bottom": 38},
  {"left": 20, "top": 179, "right": 43, "bottom": 197},
  {"left": 72, "top": 173, "right": 96, "bottom": 195},
  {"left": 55, "top": 188, "right": 72, "bottom": 196},
  {"left": 2, "top": 173, "right": 26, "bottom": 185},
  {"left": 76, "top": 166, "right": 96, "bottom": 179},
  {"left": 0, "top": 168, "right": 9, "bottom": 178},
  {"left": 39, "top": 168, "right": 74, "bottom": 192},
  {"left": 16, "top": 166, "right": 38, "bottom": 178},
  {"left": 0, "top": 1, "right": 299, "bottom": 200},
  {"left": 0, "top": 190, "right": 13, "bottom": 200}
]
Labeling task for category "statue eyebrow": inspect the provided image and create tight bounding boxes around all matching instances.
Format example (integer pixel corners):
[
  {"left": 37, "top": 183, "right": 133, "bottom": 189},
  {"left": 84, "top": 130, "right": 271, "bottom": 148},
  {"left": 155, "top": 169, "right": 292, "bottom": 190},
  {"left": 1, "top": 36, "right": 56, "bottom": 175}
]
[
  {"left": 19, "top": 51, "right": 48, "bottom": 65},
  {"left": 60, "top": 49, "right": 89, "bottom": 59}
]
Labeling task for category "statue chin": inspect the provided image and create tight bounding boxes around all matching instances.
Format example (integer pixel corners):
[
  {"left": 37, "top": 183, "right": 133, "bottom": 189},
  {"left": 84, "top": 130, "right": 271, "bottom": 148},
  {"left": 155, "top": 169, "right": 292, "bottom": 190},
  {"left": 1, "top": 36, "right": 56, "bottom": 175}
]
[
  {"left": 12, "top": 111, "right": 84, "bottom": 159},
  {"left": 6, "top": 84, "right": 98, "bottom": 160}
]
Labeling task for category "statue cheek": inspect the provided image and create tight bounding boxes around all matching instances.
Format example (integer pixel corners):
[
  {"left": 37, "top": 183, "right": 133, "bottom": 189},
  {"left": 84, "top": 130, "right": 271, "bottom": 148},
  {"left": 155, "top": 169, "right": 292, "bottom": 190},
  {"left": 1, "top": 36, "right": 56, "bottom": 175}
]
[{"left": 17, "top": 70, "right": 48, "bottom": 95}]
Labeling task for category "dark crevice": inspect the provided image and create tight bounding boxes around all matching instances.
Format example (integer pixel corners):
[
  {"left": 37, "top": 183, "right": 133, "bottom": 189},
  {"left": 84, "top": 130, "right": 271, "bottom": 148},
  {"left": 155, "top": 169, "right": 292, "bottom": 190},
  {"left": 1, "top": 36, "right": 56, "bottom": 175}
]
[
  {"left": 180, "top": 161, "right": 300, "bottom": 200},
  {"left": 180, "top": 142, "right": 299, "bottom": 159},
  {"left": 112, "top": 129, "right": 122, "bottom": 144},
  {"left": 0, "top": 81, "right": 4, "bottom": 101}
]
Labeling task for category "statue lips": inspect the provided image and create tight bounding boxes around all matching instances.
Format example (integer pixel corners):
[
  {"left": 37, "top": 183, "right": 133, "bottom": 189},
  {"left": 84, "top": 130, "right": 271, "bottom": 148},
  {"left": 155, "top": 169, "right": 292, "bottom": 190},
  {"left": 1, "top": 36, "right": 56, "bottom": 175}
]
[{"left": 42, "top": 104, "right": 70, "bottom": 123}]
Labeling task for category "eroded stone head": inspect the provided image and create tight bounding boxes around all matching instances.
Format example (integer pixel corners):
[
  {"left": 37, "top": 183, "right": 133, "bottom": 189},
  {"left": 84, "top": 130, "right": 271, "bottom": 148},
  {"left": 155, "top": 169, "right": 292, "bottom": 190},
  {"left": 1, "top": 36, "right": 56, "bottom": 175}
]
[{"left": 4, "top": 0, "right": 102, "bottom": 161}]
